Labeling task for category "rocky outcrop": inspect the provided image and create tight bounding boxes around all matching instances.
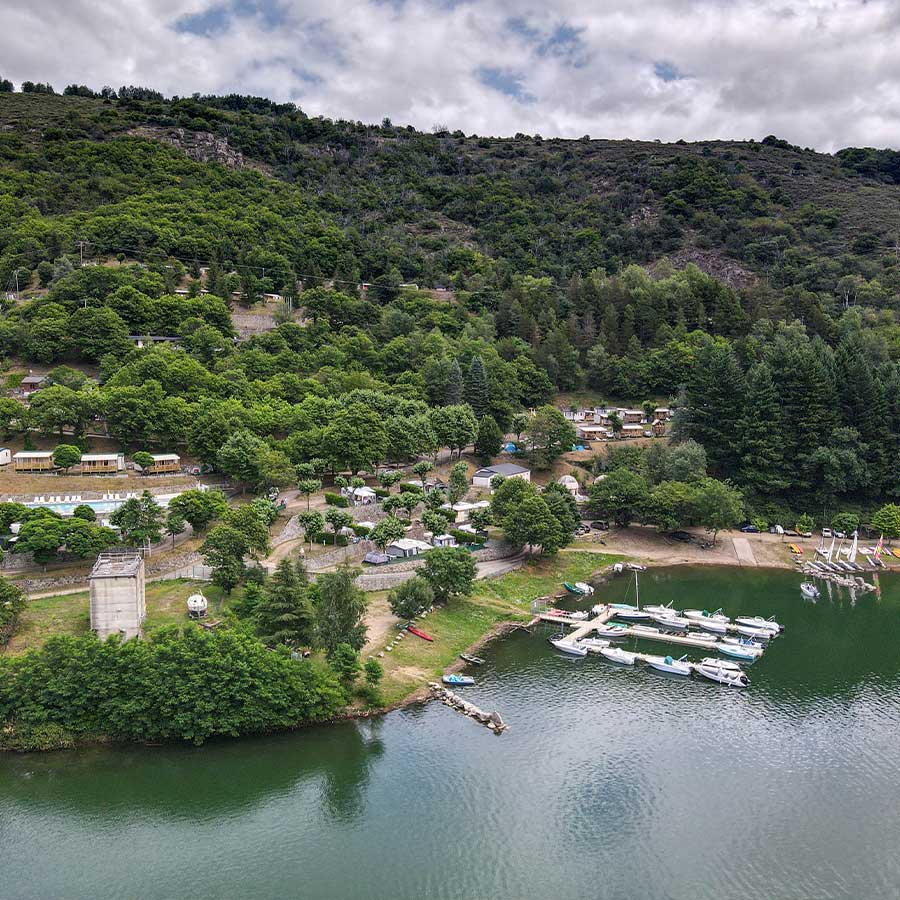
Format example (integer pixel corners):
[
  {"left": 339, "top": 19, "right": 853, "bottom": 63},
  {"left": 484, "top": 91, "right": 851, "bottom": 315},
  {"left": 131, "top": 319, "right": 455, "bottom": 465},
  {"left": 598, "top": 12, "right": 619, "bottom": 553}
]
[{"left": 127, "top": 126, "right": 270, "bottom": 175}]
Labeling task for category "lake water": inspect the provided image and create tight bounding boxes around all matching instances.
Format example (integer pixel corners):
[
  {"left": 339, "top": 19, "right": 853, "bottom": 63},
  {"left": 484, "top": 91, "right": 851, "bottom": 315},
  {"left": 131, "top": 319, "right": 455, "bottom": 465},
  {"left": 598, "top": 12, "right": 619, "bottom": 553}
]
[{"left": 3, "top": 567, "right": 900, "bottom": 900}]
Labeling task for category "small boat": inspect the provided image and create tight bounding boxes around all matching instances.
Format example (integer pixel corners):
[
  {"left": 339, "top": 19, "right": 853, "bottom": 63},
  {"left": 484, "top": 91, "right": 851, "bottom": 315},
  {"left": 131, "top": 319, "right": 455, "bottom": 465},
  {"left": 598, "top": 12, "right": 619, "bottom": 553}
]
[
  {"left": 722, "top": 636, "right": 765, "bottom": 651},
  {"left": 442, "top": 674, "right": 475, "bottom": 686},
  {"left": 600, "top": 647, "right": 637, "bottom": 665},
  {"left": 459, "top": 654, "right": 485, "bottom": 665},
  {"left": 719, "top": 643, "right": 762, "bottom": 661},
  {"left": 652, "top": 612, "right": 692, "bottom": 630},
  {"left": 407, "top": 625, "right": 434, "bottom": 642},
  {"left": 892, "top": 548, "right": 900, "bottom": 561},
  {"left": 646, "top": 654, "right": 691, "bottom": 676},
  {"left": 643, "top": 603, "right": 678, "bottom": 617},
  {"left": 576, "top": 637, "right": 610, "bottom": 651},
  {"left": 800, "top": 582, "right": 820, "bottom": 600},
  {"left": 696, "top": 659, "right": 750, "bottom": 688},
  {"left": 573, "top": 582, "right": 594, "bottom": 596},
  {"left": 735, "top": 624, "right": 775, "bottom": 640},
  {"left": 548, "top": 636, "right": 588, "bottom": 657},
  {"left": 683, "top": 608, "right": 729, "bottom": 624},
  {"left": 735, "top": 615, "right": 783, "bottom": 633},
  {"left": 563, "top": 582, "right": 591, "bottom": 595},
  {"left": 594, "top": 623, "right": 630, "bottom": 640},
  {"left": 696, "top": 618, "right": 727, "bottom": 634},
  {"left": 789, "top": 544, "right": 803, "bottom": 555}
]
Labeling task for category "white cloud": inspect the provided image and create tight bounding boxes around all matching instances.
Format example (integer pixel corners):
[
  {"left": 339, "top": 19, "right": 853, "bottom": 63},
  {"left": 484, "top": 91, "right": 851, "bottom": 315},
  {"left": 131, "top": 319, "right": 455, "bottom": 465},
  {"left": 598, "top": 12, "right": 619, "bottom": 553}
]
[{"left": 3, "top": 0, "right": 900, "bottom": 150}]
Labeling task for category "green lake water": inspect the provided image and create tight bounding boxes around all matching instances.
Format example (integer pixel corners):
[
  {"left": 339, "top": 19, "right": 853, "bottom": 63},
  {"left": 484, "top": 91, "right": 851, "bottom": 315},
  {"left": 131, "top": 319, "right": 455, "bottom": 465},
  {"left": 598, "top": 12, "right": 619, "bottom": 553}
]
[{"left": 3, "top": 566, "right": 900, "bottom": 900}]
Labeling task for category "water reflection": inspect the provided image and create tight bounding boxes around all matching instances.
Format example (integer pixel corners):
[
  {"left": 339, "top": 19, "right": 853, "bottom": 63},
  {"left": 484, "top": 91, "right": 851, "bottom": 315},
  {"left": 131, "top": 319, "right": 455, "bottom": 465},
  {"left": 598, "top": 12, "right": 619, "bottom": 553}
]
[{"left": 1, "top": 719, "right": 385, "bottom": 825}]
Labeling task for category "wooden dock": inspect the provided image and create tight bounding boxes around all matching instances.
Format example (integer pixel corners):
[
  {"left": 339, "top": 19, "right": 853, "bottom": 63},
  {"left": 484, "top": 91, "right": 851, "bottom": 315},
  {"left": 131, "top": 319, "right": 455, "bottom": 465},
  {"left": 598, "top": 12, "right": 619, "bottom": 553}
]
[{"left": 539, "top": 605, "right": 743, "bottom": 653}]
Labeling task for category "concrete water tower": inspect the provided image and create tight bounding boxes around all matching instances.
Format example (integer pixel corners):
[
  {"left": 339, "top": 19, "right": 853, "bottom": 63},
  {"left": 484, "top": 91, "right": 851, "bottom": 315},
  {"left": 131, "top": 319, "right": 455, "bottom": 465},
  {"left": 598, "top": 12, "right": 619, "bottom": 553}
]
[{"left": 89, "top": 551, "right": 146, "bottom": 640}]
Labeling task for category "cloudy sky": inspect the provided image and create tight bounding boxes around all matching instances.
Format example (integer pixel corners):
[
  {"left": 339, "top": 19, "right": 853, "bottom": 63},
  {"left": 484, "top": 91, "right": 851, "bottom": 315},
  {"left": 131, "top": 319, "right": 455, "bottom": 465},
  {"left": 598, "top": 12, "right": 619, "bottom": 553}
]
[{"left": 4, "top": 0, "right": 900, "bottom": 150}]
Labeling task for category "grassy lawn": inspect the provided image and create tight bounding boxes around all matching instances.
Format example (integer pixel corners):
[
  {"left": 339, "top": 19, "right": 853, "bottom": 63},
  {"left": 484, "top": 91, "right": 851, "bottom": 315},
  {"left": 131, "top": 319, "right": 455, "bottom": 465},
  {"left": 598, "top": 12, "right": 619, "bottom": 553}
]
[
  {"left": 6, "top": 580, "right": 237, "bottom": 655},
  {"left": 374, "top": 551, "right": 622, "bottom": 705}
]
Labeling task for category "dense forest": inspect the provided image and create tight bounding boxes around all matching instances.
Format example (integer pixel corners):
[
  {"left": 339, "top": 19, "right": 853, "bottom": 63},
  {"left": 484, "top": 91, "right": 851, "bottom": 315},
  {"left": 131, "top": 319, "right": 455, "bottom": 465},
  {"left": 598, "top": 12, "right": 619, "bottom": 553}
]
[{"left": 2, "top": 87, "right": 900, "bottom": 522}]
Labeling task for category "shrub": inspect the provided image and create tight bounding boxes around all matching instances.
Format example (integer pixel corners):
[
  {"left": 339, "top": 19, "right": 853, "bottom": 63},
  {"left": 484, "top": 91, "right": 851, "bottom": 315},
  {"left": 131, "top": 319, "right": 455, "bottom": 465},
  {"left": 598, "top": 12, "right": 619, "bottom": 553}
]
[
  {"left": 449, "top": 528, "right": 483, "bottom": 545},
  {"left": 373, "top": 487, "right": 389, "bottom": 499},
  {"left": 0, "top": 578, "right": 25, "bottom": 645},
  {"left": 324, "top": 492, "right": 349, "bottom": 507},
  {"left": 352, "top": 524, "right": 371, "bottom": 537}
]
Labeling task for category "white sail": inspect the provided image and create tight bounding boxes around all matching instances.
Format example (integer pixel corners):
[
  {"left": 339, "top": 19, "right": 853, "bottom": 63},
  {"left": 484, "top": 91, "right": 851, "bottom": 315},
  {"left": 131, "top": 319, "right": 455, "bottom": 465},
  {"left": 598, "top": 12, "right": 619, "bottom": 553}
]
[
  {"left": 849, "top": 530, "right": 858, "bottom": 564},
  {"left": 826, "top": 535, "right": 836, "bottom": 564}
]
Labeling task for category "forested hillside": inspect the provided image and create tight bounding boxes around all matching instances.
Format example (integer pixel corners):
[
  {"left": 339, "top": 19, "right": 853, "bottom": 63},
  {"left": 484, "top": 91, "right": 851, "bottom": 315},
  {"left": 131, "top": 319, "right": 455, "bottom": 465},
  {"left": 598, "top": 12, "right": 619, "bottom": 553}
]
[{"left": 2, "top": 87, "right": 900, "bottom": 520}]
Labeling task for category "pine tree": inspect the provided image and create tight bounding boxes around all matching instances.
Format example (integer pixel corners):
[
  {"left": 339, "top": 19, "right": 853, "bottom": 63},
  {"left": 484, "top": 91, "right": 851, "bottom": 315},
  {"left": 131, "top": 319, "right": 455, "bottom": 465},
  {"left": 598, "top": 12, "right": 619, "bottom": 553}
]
[
  {"left": 464, "top": 355, "right": 489, "bottom": 417},
  {"left": 255, "top": 559, "right": 314, "bottom": 648},
  {"left": 682, "top": 342, "right": 746, "bottom": 478},
  {"left": 736, "top": 362, "right": 788, "bottom": 494},
  {"left": 445, "top": 359, "right": 463, "bottom": 405}
]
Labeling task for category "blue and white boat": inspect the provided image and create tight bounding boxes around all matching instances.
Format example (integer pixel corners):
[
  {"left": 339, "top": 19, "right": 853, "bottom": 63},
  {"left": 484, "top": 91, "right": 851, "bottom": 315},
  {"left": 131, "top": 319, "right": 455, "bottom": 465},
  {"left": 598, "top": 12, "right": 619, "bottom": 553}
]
[
  {"left": 719, "top": 642, "right": 762, "bottom": 662},
  {"left": 442, "top": 674, "right": 476, "bottom": 686}
]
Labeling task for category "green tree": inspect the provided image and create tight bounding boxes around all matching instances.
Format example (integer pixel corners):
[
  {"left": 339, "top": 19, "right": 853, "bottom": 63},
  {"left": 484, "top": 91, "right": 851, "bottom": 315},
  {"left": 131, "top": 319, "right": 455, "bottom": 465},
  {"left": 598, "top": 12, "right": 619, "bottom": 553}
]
[
  {"left": 871, "top": 504, "right": 900, "bottom": 540},
  {"left": 388, "top": 576, "right": 435, "bottom": 620},
  {"left": 465, "top": 355, "right": 490, "bottom": 418},
  {"left": 298, "top": 510, "right": 325, "bottom": 546},
  {"left": 167, "top": 489, "right": 227, "bottom": 533},
  {"left": 445, "top": 359, "right": 463, "bottom": 405},
  {"left": 201, "top": 524, "right": 248, "bottom": 593},
  {"left": 165, "top": 509, "right": 186, "bottom": 548},
  {"left": 216, "top": 429, "right": 266, "bottom": 489},
  {"left": 322, "top": 404, "right": 388, "bottom": 475},
  {"left": 490, "top": 476, "right": 536, "bottom": 521},
  {"left": 692, "top": 478, "right": 744, "bottom": 543},
  {"left": 503, "top": 495, "right": 563, "bottom": 555},
  {"left": 588, "top": 468, "right": 649, "bottom": 527},
  {"left": 222, "top": 505, "right": 270, "bottom": 557},
  {"left": 110, "top": 491, "right": 163, "bottom": 546},
  {"left": 831, "top": 512, "right": 860, "bottom": 535},
  {"left": 52, "top": 444, "right": 81, "bottom": 473},
  {"left": 475, "top": 415, "right": 503, "bottom": 464},
  {"left": 795, "top": 513, "right": 815, "bottom": 534},
  {"left": 14, "top": 513, "right": 65, "bottom": 564},
  {"left": 644, "top": 481, "right": 696, "bottom": 533},
  {"left": 71, "top": 504, "right": 96, "bottom": 522},
  {"left": 411, "top": 460, "right": 433, "bottom": 487},
  {"left": 314, "top": 567, "right": 367, "bottom": 657},
  {"left": 329, "top": 643, "right": 362, "bottom": 695},
  {"left": 62, "top": 520, "right": 118, "bottom": 558},
  {"left": 526, "top": 405, "right": 576, "bottom": 467},
  {"left": 448, "top": 461, "right": 469, "bottom": 504},
  {"left": 324, "top": 507, "right": 353, "bottom": 542},
  {"left": 510, "top": 413, "right": 529, "bottom": 443},
  {"left": 132, "top": 451, "right": 155, "bottom": 473},
  {"left": 368, "top": 516, "right": 406, "bottom": 551},
  {"left": 430, "top": 404, "right": 477, "bottom": 459},
  {"left": 255, "top": 559, "right": 315, "bottom": 648},
  {"left": 421, "top": 547, "right": 476, "bottom": 603},
  {"left": 378, "top": 470, "right": 404, "bottom": 493},
  {"left": 297, "top": 478, "right": 322, "bottom": 510}
]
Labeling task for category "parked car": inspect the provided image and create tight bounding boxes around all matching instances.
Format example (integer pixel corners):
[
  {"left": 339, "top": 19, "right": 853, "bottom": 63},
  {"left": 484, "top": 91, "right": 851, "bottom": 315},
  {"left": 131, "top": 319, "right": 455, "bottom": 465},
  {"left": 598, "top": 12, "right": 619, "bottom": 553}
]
[
  {"left": 784, "top": 529, "right": 799, "bottom": 537},
  {"left": 740, "top": 524, "right": 760, "bottom": 533},
  {"left": 834, "top": 531, "right": 846, "bottom": 539},
  {"left": 671, "top": 530, "right": 693, "bottom": 542},
  {"left": 591, "top": 521, "right": 610, "bottom": 531},
  {"left": 799, "top": 531, "right": 813, "bottom": 538},
  {"left": 822, "top": 527, "right": 833, "bottom": 538}
]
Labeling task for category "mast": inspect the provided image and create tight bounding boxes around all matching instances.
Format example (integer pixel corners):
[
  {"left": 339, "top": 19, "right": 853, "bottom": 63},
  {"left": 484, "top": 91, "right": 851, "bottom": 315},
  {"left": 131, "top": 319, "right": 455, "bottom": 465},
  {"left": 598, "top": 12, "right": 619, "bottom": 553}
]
[{"left": 635, "top": 571, "right": 640, "bottom": 609}]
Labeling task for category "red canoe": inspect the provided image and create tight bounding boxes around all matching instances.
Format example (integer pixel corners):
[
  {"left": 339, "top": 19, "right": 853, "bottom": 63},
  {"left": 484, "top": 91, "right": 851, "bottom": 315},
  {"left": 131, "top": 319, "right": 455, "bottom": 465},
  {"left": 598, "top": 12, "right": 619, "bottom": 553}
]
[{"left": 407, "top": 625, "right": 434, "bottom": 642}]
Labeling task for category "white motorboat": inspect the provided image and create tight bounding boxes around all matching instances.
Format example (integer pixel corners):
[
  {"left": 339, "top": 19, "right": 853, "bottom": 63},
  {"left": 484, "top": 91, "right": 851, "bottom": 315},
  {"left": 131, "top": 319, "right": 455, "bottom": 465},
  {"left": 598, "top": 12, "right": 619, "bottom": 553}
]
[
  {"left": 594, "top": 623, "right": 630, "bottom": 640},
  {"left": 722, "top": 636, "right": 765, "bottom": 651},
  {"left": 573, "top": 582, "right": 595, "bottom": 596},
  {"left": 576, "top": 637, "right": 610, "bottom": 651},
  {"left": 696, "top": 618, "right": 728, "bottom": 634},
  {"left": 719, "top": 642, "right": 762, "bottom": 661},
  {"left": 735, "top": 615, "right": 783, "bottom": 633},
  {"left": 643, "top": 603, "right": 679, "bottom": 617},
  {"left": 696, "top": 659, "right": 750, "bottom": 687},
  {"left": 600, "top": 647, "right": 637, "bottom": 665},
  {"left": 683, "top": 608, "right": 730, "bottom": 624},
  {"left": 652, "top": 612, "right": 692, "bottom": 630},
  {"left": 548, "top": 636, "right": 588, "bottom": 657},
  {"left": 800, "top": 582, "right": 820, "bottom": 599},
  {"left": 646, "top": 654, "right": 691, "bottom": 676},
  {"left": 566, "top": 610, "right": 590, "bottom": 621},
  {"left": 735, "top": 624, "right": 775, "bottom": 640}
]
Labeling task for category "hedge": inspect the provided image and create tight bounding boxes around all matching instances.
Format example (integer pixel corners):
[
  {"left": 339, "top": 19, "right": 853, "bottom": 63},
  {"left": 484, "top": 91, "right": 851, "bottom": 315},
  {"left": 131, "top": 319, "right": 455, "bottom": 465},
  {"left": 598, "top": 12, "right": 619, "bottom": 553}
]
[{"left": 324, "top": 492, "right": 349, "bottom": 507}]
